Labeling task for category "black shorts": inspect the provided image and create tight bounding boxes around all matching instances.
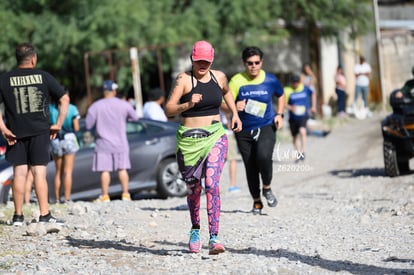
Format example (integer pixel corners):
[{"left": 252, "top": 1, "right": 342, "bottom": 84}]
[
  {"left": 6, "top": 133, "right": 51, "bottom": 166},
  {"left": 289, "top": 118, "right": 308, "bottom": 137}
]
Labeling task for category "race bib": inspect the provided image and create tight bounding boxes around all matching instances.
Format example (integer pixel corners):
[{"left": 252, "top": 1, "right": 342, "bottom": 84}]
[
  {"left": 245, "top": 99, "right": 267, "bottom": 118},
  {"left": 293, "top": 105, "right": 306, "bottom": 116}
]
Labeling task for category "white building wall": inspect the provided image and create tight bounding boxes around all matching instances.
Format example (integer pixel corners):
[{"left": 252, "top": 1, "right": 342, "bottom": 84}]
[
  {"left": 381, "top": 33, "right": 414, "bottom": 95},
  {"left": 320, "top": 38, "right": 339, "bottom": 105}
]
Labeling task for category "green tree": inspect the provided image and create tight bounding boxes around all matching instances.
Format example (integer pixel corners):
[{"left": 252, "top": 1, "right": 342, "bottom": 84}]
[
  {"left": 0, "top": 0, "right": 373, "bottom": 104},
  {"left": 278, "top": 0, "right": 373, "bottom": 104}
]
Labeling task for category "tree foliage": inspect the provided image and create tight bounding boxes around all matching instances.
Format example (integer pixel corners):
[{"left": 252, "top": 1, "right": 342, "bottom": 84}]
[{"left": 0, "top": 0, "right": 373, "bottom": 102}]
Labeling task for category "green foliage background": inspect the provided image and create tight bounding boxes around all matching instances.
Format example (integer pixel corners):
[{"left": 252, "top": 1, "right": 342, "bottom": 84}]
[{"left": 0, "top": 0, "right": 372, "bottom": 104}]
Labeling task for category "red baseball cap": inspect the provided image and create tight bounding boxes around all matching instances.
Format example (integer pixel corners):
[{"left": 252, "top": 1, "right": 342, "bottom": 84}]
[{"left": 191, "top": 40, "right": 214, "bottom": 62}]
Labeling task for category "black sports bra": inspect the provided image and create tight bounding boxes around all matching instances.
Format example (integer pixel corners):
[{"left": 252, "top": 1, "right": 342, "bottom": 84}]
[{"left": 180, "top": 71, "right": 223, "bottom": 117}]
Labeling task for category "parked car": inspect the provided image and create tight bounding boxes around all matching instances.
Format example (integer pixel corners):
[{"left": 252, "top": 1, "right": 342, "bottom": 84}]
[
  {"left": 381, "top": 89, "right": 414, "bottom": 177},
  {"left": 0, "top": 118, "right": 186, "bottom": 204}
]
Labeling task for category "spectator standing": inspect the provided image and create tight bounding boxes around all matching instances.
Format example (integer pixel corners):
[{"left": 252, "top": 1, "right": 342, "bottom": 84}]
[
  {"left": 49, "top": 98, "right": 80, "bottom": 203},
  {"left": 301, "top": 63, "right": 318, "bottom": 118},
  {"left": 0, "top": 42, "right": 69, "bottom": 225},
  {"left": 220, "top": 108, "right": 241, "bottom": 193},
  {"left": 85, "top": 80, "right": 138, "bottom": 203},
  {"left": 284, "top": 73, "right": 316, "bottom": 162},
  {"left": 165, "top": 40, "right": 242, "bottom": 255},
  {"left": 229, "top": 46, "right": 285, "bottom": 215},
  {"left": 143, "top": 88, "right": 168, "bottom": 121},
  {"left": 301, "top": 63, "right": 317, "bottom": 94},
  {"left": 353, "top": 55, "right": 372, "bottom": 117},
  {"left": 335, "top": 65, "right": 347, "bottom": 116}
]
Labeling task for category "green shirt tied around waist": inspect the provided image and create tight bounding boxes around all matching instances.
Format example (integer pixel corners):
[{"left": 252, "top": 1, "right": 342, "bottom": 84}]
[{"left": 176, "top": 122, "right": 225, "bottom": 179}]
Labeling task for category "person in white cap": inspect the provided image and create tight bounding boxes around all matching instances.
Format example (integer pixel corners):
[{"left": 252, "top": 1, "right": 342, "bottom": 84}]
[{"left": 165, "top": 40, "right": 242, "bottom": 255}]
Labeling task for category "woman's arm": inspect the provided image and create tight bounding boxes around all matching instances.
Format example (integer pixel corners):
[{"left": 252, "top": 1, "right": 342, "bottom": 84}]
[{"left": 165, "top": 72, "right": 201, "bottom": 117}]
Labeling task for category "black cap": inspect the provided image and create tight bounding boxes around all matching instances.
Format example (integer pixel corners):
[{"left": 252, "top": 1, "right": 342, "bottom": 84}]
[
  {"left": 290, "top": 73, "right": 301, "bottom": 83},
  {"left": 146, "top": 88, "right": 164, "bottom": 101}
]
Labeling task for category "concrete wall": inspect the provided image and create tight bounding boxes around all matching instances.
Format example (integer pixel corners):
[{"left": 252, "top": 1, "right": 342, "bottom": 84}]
[
  {"left": 381, "top": 33, "right": 414, "bottom": 96},
  {"left": 319, "top": 29, "right": 414, "bottom": 111},
  {"left": 320, "top": 38, "right": 339, "bottom": 105},
  {"left": 379, "top": 4, "right": 414, "bottom": 20}
]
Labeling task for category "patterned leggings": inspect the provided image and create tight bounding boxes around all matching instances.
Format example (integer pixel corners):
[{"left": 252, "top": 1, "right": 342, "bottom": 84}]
[{"left": 186, "top": 135, "right": 227, "bottom": 235}]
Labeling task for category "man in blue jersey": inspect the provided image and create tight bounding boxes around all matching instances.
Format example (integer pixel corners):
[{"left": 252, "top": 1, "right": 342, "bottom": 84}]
[
  {"left": 284, "top": 73, "right": 316, "bottom": 162},
  {"left": 229, "top": 46, "right": 285, "bottom": 215}
]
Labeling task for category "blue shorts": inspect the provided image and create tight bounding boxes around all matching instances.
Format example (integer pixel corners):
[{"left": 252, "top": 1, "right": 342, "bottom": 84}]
[
  {"left": 92, "top": 151, "right": 131, "bottom": 172},
  {"left": 50, "top": 133, "right": 79, "bottom": 157}
]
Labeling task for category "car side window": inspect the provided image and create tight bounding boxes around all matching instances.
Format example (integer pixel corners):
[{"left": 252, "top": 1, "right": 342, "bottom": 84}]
[
  {"left": 80, "top": 130, "right": 95, "bottom": 148},
  {"left": 145, "top": 124, "right": 165, "bottom": 134},
  {"left": 127, "top": 122, "right": 144, "bottom": 134}
]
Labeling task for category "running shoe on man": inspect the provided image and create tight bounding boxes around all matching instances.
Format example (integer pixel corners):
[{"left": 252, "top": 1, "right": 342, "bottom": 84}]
[
  {"left": 12, "top": 214, "right": 24, "bottom": 226},
  {"left": 252, "top": 200, "right": 263, "bottom": 215},
  {"left": 263, "top": 188, "right": 278, "bottom": 207},
  {"left": 38, "top": 212, "right": 65, "bottom": 224},
  {"left": 122, "top": 193, "right": 131, "bottom": 201},
  {"left": 94, "top": 195, "right": 110, "bottom": 203}
]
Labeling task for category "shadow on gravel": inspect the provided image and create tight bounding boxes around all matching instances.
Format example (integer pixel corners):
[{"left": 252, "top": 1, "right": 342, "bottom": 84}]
[
  {"left": 226, "top": 248, "right": 414, "bottom": 274},
  {"left": 66, "top": 237, "right": 188, "bottom": 255},
  {"left": 140, "top": 205, "right": 188, "bottom": 211},
  {"left": 66, "top": 237, "right": 413, "bottom": 273},
  {"left": 140, "top": 207, "right": 261, "bottom": 215},
  {"left": 330, "top": 167, "right": 385, "bottom": 178},
  {"left": 331, "top": 167, "right": 414, "bottom": 178}
]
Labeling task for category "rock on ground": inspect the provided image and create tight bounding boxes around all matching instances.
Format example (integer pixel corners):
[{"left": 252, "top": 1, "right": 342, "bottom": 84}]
[{"left": 0, "top": 114, "right": 413, "bottom": 274}]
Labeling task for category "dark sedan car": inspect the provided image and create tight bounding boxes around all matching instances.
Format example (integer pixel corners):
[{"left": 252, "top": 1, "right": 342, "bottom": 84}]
[{"left": 0, "top": 118, "right": 186, "bottom": 204}]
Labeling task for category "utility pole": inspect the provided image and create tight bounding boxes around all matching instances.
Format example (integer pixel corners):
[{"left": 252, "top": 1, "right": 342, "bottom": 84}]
[
  {"left": 373, "top": 0, "right": 386, "bottom": 111},
  {"left": 130, "top": 47, "right": 143, "bottom": 117}
]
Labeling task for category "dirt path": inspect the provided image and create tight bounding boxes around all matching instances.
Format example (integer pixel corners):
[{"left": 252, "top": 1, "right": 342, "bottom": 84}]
[{"left": 1, "top": 113, "right": 413, "bottom": 274}]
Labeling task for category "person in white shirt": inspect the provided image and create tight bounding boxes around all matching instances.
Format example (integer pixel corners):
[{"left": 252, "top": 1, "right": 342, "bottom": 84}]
[
  {"left": 143, "top": 88, "right": 168, "bottom": 121},
  {"left": 354, "top": 56, "right": 371, "bottom": 116}
]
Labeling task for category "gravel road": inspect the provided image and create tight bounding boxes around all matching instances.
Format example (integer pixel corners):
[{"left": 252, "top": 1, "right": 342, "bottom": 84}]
[{"left": 0, "top": 113, "right": 413, "bottom": 275}]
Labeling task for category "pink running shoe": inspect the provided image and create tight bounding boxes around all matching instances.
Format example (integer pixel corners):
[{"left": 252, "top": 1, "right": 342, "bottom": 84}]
[
  {"left": 189, "top": 229, "right": 201, "bottom": 253},
  {"left": 209, "top": 235, "right": 225, "bottom": 255}
]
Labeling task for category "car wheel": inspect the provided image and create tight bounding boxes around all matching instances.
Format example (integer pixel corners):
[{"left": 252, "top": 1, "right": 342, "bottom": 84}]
[
  {"left": 156, "top": 158, "right": 187, "bottom": 198},
  {"left": 383, "top": 141, "right": 399, "bottom": 177}
]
